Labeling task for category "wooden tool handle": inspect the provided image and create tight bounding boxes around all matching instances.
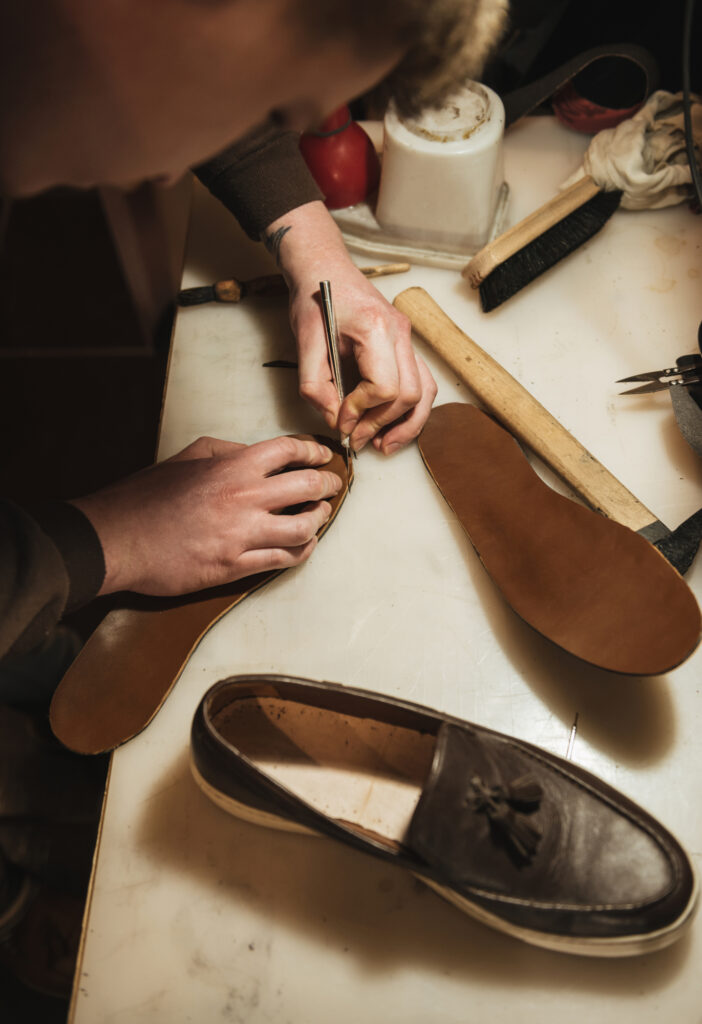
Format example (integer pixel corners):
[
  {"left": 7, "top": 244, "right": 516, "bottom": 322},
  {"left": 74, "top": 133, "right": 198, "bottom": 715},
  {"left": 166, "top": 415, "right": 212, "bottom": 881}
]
[
  {"left": 214, "top": 263, "right": 411, "bottom": 303},
  {"left": 463, "top": 175, "right": 601, "bottom": 287},
  {"left": 394, "top": 286, "right": 658, "bottom": 533},
  {"left": 181, "top": 263, "right": 412, "bottom": 305},
  {"left": 360, "top": 262, "right": 411, "bottom": 279},
  {"left": 238, "top": 274, "right": 288, "bottom": 299}
]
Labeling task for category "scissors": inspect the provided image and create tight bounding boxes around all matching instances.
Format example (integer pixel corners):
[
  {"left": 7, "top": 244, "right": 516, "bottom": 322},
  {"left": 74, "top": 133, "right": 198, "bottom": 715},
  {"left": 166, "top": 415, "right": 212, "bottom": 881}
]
[
  {"left": 617, "top": 354, "right": 702, "bottom": 395},
  {"left": 617, "top": 321, "right": 702, "bottom": 395}
]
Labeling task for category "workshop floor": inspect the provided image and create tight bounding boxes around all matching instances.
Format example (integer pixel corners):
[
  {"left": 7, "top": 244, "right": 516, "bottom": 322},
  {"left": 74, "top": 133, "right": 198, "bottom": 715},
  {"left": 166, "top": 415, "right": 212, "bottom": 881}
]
[{"left": 0, "top": 188, "right": 173, "bottom": 1019}]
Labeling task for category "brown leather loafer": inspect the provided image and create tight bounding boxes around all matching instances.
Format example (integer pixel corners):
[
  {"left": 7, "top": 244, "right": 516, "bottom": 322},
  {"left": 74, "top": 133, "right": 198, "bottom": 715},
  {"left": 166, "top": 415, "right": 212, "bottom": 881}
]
[{"left": 190, "top": 675, "right": 697, "bottom": 957}]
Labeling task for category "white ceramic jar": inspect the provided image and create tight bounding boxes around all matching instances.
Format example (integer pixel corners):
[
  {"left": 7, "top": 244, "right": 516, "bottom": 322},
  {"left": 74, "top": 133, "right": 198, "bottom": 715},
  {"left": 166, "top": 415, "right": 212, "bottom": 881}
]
[{"left": 375, "top": 82, "right": 505, "bottom": 252}]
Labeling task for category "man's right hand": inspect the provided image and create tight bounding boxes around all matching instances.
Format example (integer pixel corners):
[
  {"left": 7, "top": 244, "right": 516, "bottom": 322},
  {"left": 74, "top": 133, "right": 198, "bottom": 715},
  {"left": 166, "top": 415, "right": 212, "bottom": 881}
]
[{"left": 71, "top": 435, "right": 342, "bottom": 596}]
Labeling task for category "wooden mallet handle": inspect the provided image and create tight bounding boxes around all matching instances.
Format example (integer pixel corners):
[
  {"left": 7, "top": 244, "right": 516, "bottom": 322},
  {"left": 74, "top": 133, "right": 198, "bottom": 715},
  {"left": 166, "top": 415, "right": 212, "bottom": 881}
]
[{"left": 394, "top": 286, "right": 658, "bottom": 534}]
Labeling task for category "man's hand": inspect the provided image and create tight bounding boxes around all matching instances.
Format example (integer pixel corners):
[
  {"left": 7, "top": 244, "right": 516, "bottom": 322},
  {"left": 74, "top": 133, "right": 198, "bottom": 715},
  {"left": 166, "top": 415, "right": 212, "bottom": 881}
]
[
  {"left": 71, "top": 436, "right": 342, "bottom": 596},
  {"left": 263, "top": 201, "right": 437, "bottom": 454}
]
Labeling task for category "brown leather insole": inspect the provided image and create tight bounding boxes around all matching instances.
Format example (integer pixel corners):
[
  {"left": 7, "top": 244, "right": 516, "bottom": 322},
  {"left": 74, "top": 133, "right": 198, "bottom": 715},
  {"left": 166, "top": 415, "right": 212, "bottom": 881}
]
[
  {"left": 418, "top": 403, "right": 701, "bottom": 676},
  {"left": 49, "top": 437, "right": 352, "bottom": 754},
  {"left": 212, "top": 696, "right": 435, "bottom": 844}
]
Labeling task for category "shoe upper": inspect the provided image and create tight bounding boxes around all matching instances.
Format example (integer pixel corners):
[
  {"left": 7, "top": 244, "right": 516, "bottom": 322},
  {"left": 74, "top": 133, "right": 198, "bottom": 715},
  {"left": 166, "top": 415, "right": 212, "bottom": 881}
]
[
  {"left": 408, "top": 721, "right": 691, "bottom": 939},
  {"left": 191, "top": 675, "right": 696, "bottom": 945}
]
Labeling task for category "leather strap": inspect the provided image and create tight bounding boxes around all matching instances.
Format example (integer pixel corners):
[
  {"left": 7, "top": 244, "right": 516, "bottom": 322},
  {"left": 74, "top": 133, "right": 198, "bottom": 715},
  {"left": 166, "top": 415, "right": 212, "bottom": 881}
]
[
  {"left": 501, "top": 43, "right": 659, "bottom": 127},
  {"left": 418, "top": 403, "right": 701, "bottom": 676},
  {"left": 49, "top": 438, "right": 352, "bottom": 755}
]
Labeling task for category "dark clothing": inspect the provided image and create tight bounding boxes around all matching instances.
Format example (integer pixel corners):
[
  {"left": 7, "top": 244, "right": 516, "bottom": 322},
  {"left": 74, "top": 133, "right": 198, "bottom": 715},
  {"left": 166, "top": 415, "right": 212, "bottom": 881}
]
[
  {"left": 0, "top": 121, "right": 321, "bottom": 662},
  {"left": 194, "top": 120, "right": 322, "bottom": 239},
  {"left": 0, "top": 501, "right": 104, "bottom": 658}
]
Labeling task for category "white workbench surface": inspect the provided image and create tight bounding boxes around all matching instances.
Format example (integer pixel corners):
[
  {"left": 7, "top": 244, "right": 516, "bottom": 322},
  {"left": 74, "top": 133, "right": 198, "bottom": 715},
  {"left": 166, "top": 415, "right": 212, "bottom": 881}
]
[{"left": 71, "top": 118, "right": 702, "bottom": 1023}]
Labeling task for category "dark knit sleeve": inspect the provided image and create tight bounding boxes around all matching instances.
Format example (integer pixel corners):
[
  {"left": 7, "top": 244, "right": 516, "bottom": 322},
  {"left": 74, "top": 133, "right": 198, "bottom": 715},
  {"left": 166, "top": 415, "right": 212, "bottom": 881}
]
[
  {"left": 0, "top": 499, "right": 105, "bottom": 659},
  {"left": 193, "top": 119, "right": 323, "bottom": 239}
]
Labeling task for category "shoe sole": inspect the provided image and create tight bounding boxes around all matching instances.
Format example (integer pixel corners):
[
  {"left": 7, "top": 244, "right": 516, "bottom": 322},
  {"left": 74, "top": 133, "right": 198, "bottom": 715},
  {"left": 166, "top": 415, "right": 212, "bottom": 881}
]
[{"left": 191, "top": 755, "right": 698, "bottom": 958}]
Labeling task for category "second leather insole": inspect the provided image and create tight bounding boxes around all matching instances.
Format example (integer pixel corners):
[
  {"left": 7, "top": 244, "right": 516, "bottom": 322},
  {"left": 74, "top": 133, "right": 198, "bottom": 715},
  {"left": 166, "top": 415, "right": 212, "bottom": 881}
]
[{"left": 418, "top": 403, "right": 701, "bottom": 676}]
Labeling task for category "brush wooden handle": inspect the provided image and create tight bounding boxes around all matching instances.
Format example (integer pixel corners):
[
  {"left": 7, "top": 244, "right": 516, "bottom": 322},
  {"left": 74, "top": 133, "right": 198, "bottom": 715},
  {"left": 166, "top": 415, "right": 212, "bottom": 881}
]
[
  {"left": 463, "top": 175, "right": 601, "bottom": 287},
  {"left": 394, "top": 286, "right": 659, "bottom": 534}
]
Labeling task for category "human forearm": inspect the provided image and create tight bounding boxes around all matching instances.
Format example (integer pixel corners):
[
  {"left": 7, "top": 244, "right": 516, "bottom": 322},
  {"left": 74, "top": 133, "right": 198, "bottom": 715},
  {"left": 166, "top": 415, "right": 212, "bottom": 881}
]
[{"left": 264, "top": 201, "right": 437, "bottom": 453}]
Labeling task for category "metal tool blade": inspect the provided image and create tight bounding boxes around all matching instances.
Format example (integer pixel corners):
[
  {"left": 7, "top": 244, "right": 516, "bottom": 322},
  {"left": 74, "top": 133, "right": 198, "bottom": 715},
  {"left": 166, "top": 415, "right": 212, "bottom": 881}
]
[
  {"left": 320, "top": 280, "right": 351, "bottom": 471},
  {"left": 617, "top": 367, "right": 680, "bottom": 383},
  {"left": 653, "top": 507, "right": 702, "bottom": 575},
  {"left": 617, "top": 354, "right": 702, "bottom": 392},
  {"left": 619, "top": 380, "right": 672, "bottom": 395}
]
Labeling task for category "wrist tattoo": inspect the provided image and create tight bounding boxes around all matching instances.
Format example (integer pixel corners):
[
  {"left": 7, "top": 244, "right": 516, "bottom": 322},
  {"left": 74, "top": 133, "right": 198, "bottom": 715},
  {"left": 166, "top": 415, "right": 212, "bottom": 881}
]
[{"left": 262, "top": 224, "right": 291, "bottom": 264}]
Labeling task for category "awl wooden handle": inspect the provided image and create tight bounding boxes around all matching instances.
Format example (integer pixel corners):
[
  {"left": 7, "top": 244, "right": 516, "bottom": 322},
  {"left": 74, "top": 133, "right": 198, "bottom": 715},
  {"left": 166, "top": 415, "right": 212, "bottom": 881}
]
[
  {"left": 394, "top": 286, "right": 658, "bottom": 534},
  {"left": 179, "top": 263, "right": 411, "bottom": 306},
  {"left": 232, "top": 262, "right": 410, "bottom": 298}
]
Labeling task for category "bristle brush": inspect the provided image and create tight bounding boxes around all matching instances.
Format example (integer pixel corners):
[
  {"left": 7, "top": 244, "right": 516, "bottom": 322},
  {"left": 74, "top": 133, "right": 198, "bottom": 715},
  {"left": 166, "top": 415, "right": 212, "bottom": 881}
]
[
  {"left": 463, "top": 89, "right": 702, "bottom": 312},
  {"left": 463, "top": 176, "right": 622, "bottom": 312}
]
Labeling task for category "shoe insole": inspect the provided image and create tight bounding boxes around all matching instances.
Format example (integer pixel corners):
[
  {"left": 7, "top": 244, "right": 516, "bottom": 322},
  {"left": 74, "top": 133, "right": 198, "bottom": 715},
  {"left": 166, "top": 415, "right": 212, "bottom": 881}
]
[
  {"left": 213, "top": 696, "right": 435, "bottom": 845},
  {"left": 418, "top": 403, "right": 701, "bottom": 675}
]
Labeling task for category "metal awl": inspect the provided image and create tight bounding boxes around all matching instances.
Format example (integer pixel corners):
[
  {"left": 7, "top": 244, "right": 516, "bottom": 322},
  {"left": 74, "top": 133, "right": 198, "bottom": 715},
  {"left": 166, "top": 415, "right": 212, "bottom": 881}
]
[{"left": 319, "top": 280, "right": 353, "bottom": 466}]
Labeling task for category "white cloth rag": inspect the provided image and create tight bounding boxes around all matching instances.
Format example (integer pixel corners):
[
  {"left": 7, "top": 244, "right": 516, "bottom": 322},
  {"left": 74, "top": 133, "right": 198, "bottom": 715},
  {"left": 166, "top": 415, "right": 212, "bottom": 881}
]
[{"left": 561, "top": 89, "right": 702, "bottom": 210}]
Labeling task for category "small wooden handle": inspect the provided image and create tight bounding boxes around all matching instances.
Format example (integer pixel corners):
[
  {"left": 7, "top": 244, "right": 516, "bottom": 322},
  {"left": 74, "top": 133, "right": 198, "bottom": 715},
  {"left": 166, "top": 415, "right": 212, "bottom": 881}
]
[
  {"left": 240, "top": 274, "right": 289, "bottom": 299},
  {"left": 359, "top": 262, "right": 411, "bottom": 278},
  {"left": 394, "top": 286, "right": 658, "bottom": 534},
  {"left": 462, "top": 175, "right": 601, "bottom": 287},
  {"left": 213, "top": 263, "right": 410, "bottom": 302},
  {"left": 213, "top": 278, "right": 244, "bottom": 302}
]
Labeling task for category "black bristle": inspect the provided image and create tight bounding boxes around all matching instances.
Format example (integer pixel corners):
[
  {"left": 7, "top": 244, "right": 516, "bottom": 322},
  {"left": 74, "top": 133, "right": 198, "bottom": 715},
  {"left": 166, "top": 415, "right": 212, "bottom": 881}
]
[
  {"left": 479, "top": 189, "right": 623, "bottom": 312},
  {"left": 177, "top": 285, "right": 217, "bottom": 306}
]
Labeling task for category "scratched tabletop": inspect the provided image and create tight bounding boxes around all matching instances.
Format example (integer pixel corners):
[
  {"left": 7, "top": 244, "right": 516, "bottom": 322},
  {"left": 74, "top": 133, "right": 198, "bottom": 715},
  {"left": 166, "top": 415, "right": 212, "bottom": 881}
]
[{"left": 70, "top": 118, "right": 702, "bottom": 1024}]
